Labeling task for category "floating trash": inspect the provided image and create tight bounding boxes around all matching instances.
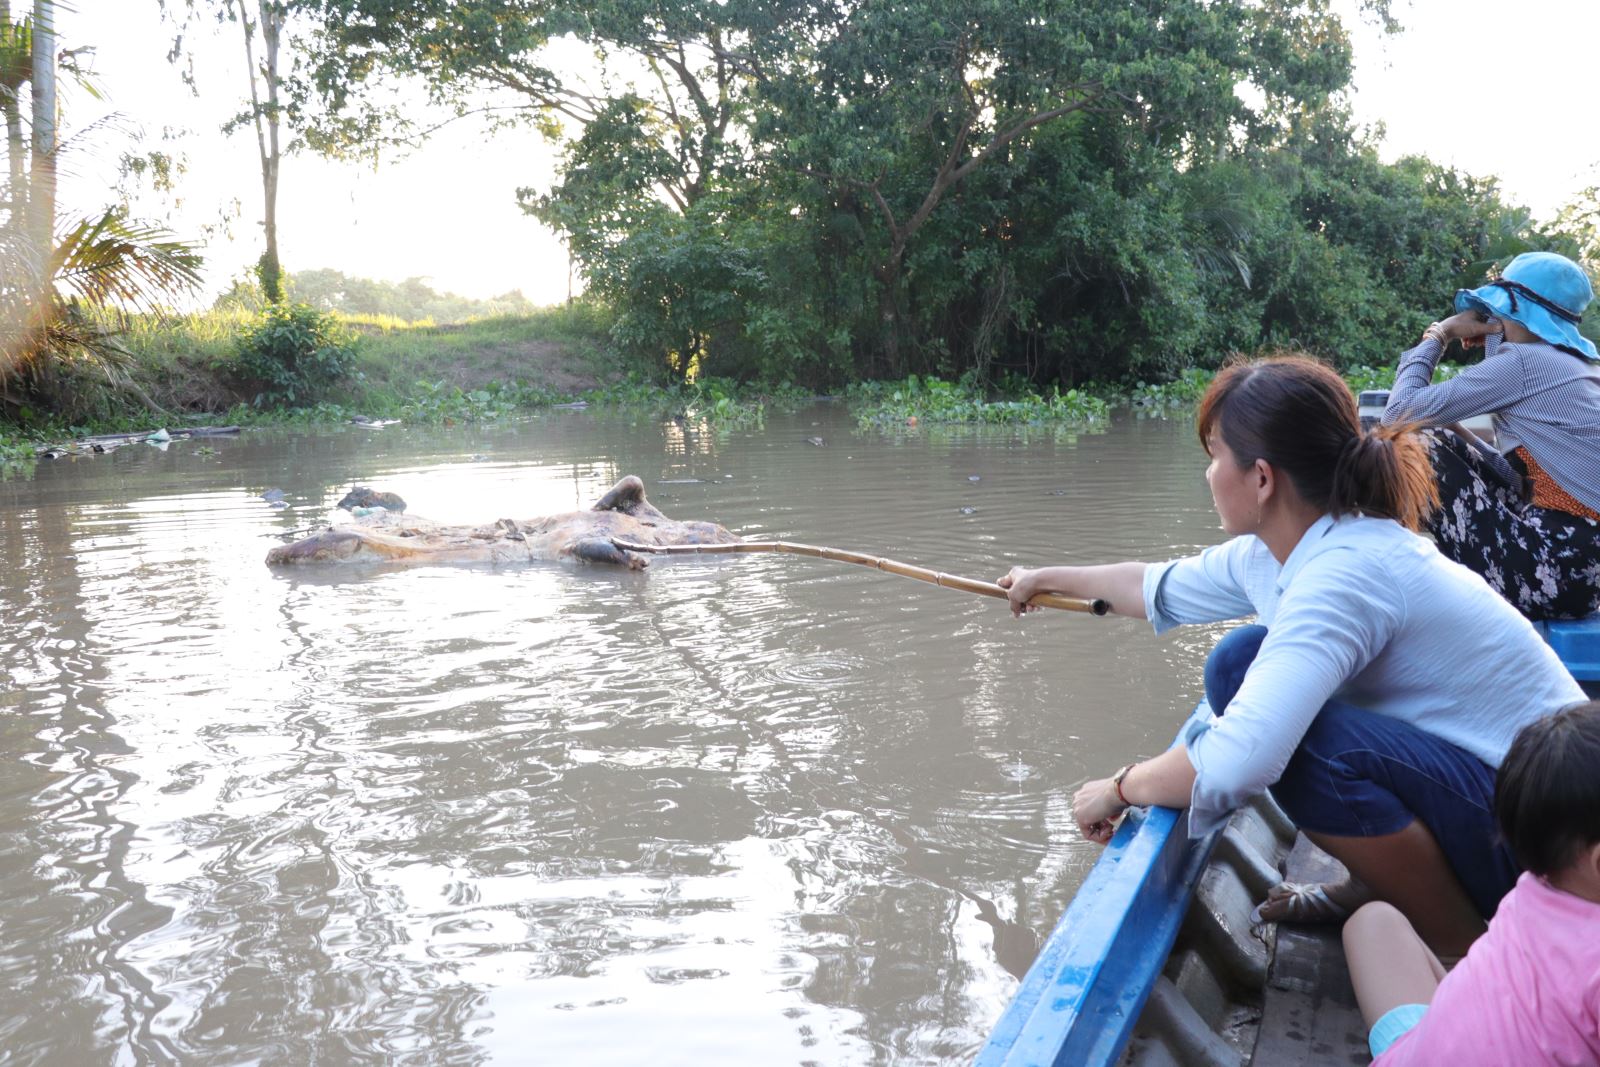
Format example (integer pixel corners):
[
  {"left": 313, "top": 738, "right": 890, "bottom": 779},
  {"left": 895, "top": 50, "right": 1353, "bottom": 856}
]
[
  {"left": 968, "top": 474, "right": 981, "bottom": 482},
  {"left": 261, "top": 488, "right": 287, "bottom": 502}
]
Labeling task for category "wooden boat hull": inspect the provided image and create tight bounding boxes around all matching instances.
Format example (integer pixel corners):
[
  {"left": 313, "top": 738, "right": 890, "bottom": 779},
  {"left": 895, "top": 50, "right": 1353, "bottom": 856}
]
[{"left": 978, "top": 619, "right": 1600, "bottom": 1066}]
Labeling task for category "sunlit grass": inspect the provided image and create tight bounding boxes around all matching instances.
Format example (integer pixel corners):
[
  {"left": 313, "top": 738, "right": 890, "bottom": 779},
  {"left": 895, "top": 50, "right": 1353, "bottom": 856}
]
[
  {"left": 6, "top": 301, "right": 817, "bottom": 458},
  {"left": 66, "top": 302, "right": 614, "bottom": 417}
]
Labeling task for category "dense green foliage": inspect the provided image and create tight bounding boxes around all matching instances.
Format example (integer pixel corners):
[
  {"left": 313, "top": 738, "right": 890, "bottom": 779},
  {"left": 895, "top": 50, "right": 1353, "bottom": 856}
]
[
  {"left": 235, "top": 303, "right": 358, "bottom": 405},
  {"left": 293, "top": 0, "right": 1590, "bottom": 393}
]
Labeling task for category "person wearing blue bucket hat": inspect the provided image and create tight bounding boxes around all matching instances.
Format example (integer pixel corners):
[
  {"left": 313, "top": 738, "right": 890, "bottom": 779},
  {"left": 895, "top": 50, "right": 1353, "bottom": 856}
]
[
  {"left": 1382, "top": 251, "right": 1600, "bottom": 620},
  {"left": 1453, "top": 251, "right": 1598, "bottom": 362}
]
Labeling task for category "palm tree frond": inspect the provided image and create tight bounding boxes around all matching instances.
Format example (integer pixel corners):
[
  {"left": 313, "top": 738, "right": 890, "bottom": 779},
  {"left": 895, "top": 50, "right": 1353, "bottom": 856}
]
[{"left": 50, "top": 207, "right": 205, "bottom": 313}]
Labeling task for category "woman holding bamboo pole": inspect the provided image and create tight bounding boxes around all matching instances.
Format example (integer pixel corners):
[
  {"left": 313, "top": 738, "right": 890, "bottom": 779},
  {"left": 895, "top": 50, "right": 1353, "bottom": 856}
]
[{"left": 997, "top": 355, "right": 1584, "bottom": 958}]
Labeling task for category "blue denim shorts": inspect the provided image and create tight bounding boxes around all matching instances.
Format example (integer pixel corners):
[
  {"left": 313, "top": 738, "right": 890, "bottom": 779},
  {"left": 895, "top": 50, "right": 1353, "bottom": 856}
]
[{"left": 1204, "top": 625, "right": 1521, "bottom": 918}]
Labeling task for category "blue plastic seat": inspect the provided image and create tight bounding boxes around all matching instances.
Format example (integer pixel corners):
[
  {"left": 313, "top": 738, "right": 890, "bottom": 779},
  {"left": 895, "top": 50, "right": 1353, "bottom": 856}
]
[{"left": 1538, "top": 616, "right": 1600, "bottom": 681}]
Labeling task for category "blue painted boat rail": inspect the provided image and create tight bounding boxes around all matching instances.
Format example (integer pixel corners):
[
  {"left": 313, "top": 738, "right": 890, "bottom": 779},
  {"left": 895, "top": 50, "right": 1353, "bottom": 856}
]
[
  {"left": 976, "top": 703, "right": 1217, "bottom": 1067},
  {"left": 977, "top": 619, "right": 1600, "bottom": 1067}
]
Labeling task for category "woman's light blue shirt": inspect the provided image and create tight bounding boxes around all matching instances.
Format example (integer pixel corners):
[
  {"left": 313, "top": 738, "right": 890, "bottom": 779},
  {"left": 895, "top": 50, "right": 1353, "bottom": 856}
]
[{"left": 1141, "top": 513, "right": 1585, "bottom": 836}]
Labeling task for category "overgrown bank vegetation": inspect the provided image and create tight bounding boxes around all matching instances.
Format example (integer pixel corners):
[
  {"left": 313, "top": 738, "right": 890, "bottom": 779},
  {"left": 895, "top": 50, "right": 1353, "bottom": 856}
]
[{"left": 0, "top": 298, "right": 1463, "bottom": 472}]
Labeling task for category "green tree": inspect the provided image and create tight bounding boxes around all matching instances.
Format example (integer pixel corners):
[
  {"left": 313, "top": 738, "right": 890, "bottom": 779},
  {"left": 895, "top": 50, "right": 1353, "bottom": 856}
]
[
  {"left": 162, "top": 0, "right": 293, "bottom": 302},
  {"left": 761, "top": 0, "right": 1248, "bottom": 369},
  {"left": 297, "top": 0, "right": 790, "bottom": 204},
  {"left": 296, "top": 0, "right": 807, "bottom": 377},
  {"left": 289, "top": 0, "right": 1563, "bottom": 389}
]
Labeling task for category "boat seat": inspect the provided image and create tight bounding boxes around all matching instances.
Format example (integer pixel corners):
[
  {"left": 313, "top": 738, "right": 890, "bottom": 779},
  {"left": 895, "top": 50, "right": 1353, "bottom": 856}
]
[{"left": 1537, "top": 616, "right": 1600, "bottom": 682}]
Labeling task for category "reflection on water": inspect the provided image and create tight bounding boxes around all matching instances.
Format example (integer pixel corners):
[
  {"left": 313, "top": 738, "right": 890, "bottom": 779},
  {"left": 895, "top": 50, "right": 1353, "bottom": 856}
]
[{"left": 0, "top": 406, "right": 1231, "bottom": 1064}]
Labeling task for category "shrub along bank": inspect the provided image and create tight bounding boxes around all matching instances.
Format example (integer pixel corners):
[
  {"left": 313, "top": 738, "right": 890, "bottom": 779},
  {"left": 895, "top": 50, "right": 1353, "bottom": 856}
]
[{"left": 0, "top": 296, "right": 1468, "bottom": 482}]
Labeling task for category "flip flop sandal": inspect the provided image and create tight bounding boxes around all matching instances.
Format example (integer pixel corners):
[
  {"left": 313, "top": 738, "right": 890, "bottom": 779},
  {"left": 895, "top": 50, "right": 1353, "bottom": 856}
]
[{"left": 1249, "top": 882, "right": 1352, "bottom": 928}]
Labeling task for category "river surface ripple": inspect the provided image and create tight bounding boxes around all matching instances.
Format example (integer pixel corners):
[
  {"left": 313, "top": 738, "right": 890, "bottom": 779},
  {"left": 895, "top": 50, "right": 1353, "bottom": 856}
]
[{"left": 0, "top": 405, "right": 1234, "bottom": 1065}]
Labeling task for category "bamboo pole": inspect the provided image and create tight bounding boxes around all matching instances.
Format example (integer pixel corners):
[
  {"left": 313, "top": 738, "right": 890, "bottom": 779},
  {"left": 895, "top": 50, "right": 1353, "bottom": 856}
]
[{"left": 612, "top": 539, "right": 1111, "bottom": 616}]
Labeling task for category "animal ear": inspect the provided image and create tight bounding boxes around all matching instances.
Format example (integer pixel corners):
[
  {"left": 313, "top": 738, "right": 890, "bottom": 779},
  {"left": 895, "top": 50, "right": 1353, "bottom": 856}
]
[{"left": 593, "top": 476, "right": 647, "bottom": 512}]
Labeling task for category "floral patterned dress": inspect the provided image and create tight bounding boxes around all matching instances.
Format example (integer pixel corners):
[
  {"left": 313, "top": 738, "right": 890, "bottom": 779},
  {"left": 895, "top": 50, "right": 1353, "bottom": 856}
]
[{"left": 1423, "top": 427, "right": 1600, "bottom": 621}]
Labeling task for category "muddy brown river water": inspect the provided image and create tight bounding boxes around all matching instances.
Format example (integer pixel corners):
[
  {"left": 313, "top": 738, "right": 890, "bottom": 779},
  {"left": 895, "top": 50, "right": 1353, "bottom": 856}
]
[{"left": 0, "top": 404, "right": 1240, "bottom": 1065}]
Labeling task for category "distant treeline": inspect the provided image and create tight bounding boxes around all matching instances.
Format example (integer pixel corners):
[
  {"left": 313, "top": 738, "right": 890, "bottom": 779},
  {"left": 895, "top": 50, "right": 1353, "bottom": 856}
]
[{"left": 214, "top": 270, "right": 543, "bottom": 325}]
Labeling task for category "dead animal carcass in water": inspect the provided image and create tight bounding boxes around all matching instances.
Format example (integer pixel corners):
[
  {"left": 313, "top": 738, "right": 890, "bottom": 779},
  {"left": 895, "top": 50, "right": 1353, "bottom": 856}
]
[{"left": 266, "top": 476, "right": 737, "bottom": 569}]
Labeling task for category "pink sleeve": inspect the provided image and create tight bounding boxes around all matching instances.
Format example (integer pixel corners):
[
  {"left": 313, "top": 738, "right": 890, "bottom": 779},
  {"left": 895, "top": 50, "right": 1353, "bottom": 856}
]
[{"left": 1593, "top": 976, "right": 1600, "bottom": 1045}]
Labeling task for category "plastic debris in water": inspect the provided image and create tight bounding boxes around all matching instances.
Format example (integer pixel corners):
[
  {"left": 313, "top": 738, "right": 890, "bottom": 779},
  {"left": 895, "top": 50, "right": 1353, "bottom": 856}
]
[{"left": 146, "top": 428, "right": 171, "bottom": 444}]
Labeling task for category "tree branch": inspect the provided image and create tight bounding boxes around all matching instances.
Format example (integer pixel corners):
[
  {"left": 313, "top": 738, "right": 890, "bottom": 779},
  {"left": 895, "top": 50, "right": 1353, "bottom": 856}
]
[{"left": 949, "top": 86, "right": 1103, "bottom": 186}]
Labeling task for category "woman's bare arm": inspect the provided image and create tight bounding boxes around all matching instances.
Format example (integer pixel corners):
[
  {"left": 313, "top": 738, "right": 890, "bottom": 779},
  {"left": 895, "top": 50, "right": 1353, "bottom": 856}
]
[{"left": 998, "top": 562, "right": 1149, "bottom": 619}]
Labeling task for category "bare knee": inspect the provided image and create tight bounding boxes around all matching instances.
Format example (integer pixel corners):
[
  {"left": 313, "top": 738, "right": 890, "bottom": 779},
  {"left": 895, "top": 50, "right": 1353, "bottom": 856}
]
[{"left": 1342, "top": 901, "right": 1410, "bottom": 955}]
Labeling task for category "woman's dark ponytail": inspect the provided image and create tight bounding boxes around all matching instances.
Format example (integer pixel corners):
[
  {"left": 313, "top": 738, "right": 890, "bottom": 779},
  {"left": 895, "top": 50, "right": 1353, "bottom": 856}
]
[
  {"left": 1331, "top": 427, "right": 1439, "bottom": 532},
  {"left": 1196, "top": 354, "right": 1438, "bottom": 531}
]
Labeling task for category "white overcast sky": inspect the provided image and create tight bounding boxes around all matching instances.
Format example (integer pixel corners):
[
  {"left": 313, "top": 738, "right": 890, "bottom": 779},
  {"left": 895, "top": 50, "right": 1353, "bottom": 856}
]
[{"left": 58, "top": 0, "right": 1600, "bottom": 307}]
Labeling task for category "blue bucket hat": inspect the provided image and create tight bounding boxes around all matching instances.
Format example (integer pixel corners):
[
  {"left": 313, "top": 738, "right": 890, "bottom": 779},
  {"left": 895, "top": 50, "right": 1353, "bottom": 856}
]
[{"left": 1455, "top": 252, "right": 1598, "bottom": 361}]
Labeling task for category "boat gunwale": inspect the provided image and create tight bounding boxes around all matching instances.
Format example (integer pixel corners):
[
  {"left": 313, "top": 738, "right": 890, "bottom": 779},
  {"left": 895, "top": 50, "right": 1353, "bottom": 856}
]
[{"left": 976, "top": 702, "right": 1220, "bottom": 1066}]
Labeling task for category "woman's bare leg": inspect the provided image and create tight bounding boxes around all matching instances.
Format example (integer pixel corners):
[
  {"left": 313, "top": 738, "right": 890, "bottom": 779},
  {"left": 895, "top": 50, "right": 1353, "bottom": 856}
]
[
  {"left": 1342, "top": 902, "right": 1446, "bottom": 1028},
  {"left": 1309, "top": 820, "right": 1486, "bottom": 959}
]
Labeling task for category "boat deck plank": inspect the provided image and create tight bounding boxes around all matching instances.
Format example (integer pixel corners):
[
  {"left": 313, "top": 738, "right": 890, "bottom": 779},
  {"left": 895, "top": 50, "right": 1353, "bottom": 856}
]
[{"left": 1251, "top": 838, "right": 1370, "bottom": 1066}]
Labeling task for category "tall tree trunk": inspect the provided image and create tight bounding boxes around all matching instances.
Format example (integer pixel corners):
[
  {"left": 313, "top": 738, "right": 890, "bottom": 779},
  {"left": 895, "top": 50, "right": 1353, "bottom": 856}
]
[
  {"left": 4, "top": 83, "right": 21, "bottom": 215},
  {"left": 0, "top": 1, "right": 26, "bottom": 219},
  {"left": 27, "top": 0, "right": 49, "bottom": 257},
  {"left": 22, "top": 0, "right": 52, "bottom": 367},
  {"left": 239, "top": 0, "right": 283, "bottom": 302},
  {"left": 873, "top": 246, "right": 907, "bottom": 376}
]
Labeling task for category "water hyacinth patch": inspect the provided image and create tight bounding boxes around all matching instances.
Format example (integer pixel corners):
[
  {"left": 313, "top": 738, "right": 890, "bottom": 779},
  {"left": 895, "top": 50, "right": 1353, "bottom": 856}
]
[{"left": 850, "top": 374, "right": 1110, "bottom": 428}]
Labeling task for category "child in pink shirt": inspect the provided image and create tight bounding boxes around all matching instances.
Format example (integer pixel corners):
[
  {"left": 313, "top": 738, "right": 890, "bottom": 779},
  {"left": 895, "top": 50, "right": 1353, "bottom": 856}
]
[{"left": 1342, "top": 700, "right": 1600, "bottom": 1065}]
